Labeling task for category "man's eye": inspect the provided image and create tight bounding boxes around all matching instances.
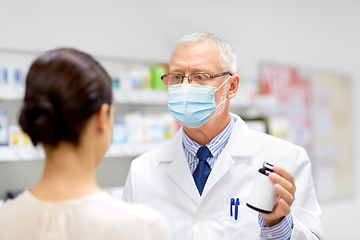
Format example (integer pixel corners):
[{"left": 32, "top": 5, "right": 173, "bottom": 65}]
[
  {"left": 196, "top": 74, "right": 208, "bottom": 80},
  {"left": 173, "top": 75, "right": 182, "bottom": 80}
]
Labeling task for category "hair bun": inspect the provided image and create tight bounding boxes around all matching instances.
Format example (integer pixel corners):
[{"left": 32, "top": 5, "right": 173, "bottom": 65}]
[
  {"left": 19, "top": 48, "right": 112, "bottom": 147},
  {"left": 19, "top": 96, "right": 59, "bottom": 146}
]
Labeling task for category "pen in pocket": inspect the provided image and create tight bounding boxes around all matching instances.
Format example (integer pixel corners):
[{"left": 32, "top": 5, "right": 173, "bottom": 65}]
[
  {"left": 230, "top": 198, "right": 235, "bottom": 217},
  {"left": 230, "top": 198, "right": 240, "bottom": 220},
  {"left": 235, "top": 198, "right": 240, "bottom": 220}
]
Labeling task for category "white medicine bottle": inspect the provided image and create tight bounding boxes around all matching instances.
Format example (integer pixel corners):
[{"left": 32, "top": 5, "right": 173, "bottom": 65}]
[{"left": 246, "top": 162, "right": 277, "bottom": 214}]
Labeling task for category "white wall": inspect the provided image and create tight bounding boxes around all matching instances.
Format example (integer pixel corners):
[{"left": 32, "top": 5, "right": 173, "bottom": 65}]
[{"left": 1, "top": 0, "right": 359, "bottom": 239}]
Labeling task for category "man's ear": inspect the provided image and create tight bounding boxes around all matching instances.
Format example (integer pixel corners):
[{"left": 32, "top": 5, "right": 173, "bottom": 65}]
[
  {"left": 96, "top": 103, "right": 110, "bottom": 132},
  {"left": 227, "top": 74, "right": 240, "bottom": 100}
]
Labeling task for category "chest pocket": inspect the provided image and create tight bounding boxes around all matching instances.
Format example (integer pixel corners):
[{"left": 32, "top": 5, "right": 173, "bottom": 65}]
[{"left": 224, "top": 202, "right": 260, "bottom": 239}]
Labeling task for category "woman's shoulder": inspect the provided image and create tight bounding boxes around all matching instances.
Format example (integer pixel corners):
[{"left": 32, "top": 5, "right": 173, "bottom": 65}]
[
  {"left": 0, "top": 190, "right": 33, "bottom": 211},
  {"left": 0, "top": 190, "right": 38, "bottom": 230},
  {"left": 80, "top": 192, "right": 171, "bottom": 239},
  {"left": 0, "top": 190, "right": 163, "bottom": 222},
  {"left": 0, "top": 191, "right": 171, "bottom": 240},
  {"left": 92, "top": 191, "right": 166, "bottom": 221}
]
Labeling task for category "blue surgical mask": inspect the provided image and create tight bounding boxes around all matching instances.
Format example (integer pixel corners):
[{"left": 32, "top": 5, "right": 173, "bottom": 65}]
[{"left": 167, "top": 77, "right": 230, "bottom": 128}]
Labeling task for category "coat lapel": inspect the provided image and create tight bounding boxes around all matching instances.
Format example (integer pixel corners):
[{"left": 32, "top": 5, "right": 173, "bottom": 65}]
[
  {"left": 200, "top": 146, "right": 234, "bottom": 197},
  {"left": 158, "top": 114, "right": 254, "bottom": 205},
  {"left": 200, "top": 114, "right": 254, "bottom": 199},
  {"left": 158, "top": 129, "right": 201, "bottom": 205}
]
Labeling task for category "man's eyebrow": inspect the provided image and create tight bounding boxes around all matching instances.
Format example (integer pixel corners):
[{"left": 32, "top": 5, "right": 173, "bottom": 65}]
[
  {"left": 193, "top": 68, "right": 212, "bottom": 73},
  {"left": 169, "top": 67, "right": 212, "bottom": 73}
]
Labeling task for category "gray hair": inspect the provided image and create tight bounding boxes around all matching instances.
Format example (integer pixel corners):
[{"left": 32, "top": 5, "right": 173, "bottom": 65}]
[{"left": 171, "top": 31, "right": 237, "bottom": 74}]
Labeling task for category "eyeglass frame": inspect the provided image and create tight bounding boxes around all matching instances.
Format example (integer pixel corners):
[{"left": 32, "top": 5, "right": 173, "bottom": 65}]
[{"left": 160, "top": 72, "right": 233, "bottom": 86}]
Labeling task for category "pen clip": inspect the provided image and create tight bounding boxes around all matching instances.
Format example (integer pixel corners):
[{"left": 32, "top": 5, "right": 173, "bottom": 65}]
[
  {"left": 235, "top": 198, "right": 240, "bottom": 220},
  {"left": 230, "top": 198, "right": 235, "bottom": 217}
]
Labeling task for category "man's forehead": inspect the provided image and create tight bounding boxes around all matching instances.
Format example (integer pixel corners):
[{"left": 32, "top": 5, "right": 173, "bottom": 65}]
[
  {"left": 173, "top": 39, "right": 218, "bottom": 55},
  {"left": 171, "top": 42, "right": 220, "bottom": 61}
]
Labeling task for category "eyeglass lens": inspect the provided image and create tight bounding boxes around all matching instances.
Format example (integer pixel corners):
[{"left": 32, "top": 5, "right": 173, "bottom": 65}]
[{"left": 163, "top": 73, "right": 211, "bottom": 86}]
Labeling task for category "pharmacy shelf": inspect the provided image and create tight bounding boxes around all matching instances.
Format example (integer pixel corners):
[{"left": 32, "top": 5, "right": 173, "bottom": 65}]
[
  {"left": 0, "top": 87, "right": 273, "bottom": 110},
  {"left": 104, "top": 141, "right": 168, "bottom": 158},
  {"left": 0, "top": 142, "right": 168, "bottom": 162},
  {"left": 0, "top": 87, "right": 25, "bottom": 101},
  {"left": 0, "top": 87, "right": 168, "bottom": 104},
  {"left": 112, "top": 89, "right": 167, "bottom": 104},
  {"left": 0, "top": 146, "right": 44, "bottom": 161}
]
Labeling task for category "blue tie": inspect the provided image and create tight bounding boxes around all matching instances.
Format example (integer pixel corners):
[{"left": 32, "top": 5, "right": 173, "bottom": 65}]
[{"left": 193, "top": 146, "right": 211, "bottom": 195}]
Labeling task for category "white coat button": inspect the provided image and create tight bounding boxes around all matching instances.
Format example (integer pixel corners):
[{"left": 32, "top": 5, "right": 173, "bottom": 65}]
[{"left": 198, "top": 214, "right": 208, "bottom": 222}]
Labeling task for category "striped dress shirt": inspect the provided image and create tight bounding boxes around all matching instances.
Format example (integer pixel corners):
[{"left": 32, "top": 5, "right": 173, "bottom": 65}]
[
  {"left": 182, "top": 116, "right": 293, "bottom": 240},
  {"left": 182, "top": 118, "right": 235, "bottom": 174}
]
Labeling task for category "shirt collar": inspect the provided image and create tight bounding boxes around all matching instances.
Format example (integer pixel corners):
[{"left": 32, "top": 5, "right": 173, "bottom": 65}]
[{"left": 182, "top": 117, "right": 235, "bottom": 159}]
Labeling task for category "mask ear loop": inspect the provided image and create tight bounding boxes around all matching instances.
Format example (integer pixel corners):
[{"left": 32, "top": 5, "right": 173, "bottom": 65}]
[
  {"left": 215, "top": 76, "right": 231, "bottom": 92},
  {"left": 216, "top": 98, "right": 228, "bottom": 108},
  {"left": 215, "top": 75, "right": 232, "bottom": 108}
]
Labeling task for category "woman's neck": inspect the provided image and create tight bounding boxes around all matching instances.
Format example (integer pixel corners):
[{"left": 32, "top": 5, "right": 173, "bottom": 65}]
[{"left": 31, "top": 142, "right": 100, "bottom": 201}]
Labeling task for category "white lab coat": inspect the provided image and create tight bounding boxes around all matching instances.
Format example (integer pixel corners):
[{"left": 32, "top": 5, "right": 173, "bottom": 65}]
[{"left": 123, "top": 113, "right": 323, "bottom": 240}]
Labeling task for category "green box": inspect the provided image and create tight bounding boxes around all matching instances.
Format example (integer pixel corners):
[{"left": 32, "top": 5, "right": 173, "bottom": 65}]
[{"left": 150, "top": 65, "right": 168, "bottom": 91}]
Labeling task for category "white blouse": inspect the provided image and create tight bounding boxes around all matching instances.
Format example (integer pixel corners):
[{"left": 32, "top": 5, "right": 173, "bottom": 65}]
[{"left": 0, "top": 190, "right": 171, "bottom": 240}]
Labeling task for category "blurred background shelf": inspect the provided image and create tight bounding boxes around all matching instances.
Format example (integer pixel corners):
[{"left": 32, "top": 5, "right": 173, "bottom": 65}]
[
  {"left": 113, "top": 89, "right": 167, "bottom": 104},
  {"left": 0, "top": 88, "right": 168, "bottom": 104},
  {"left": 0, "top": 142, "right": 168, "bottom": 162},
  {"left": 0, "top": 87, "right": 25, "bottom": 101},
  {"left": 104, "top": 141, "right": 168, "bottom": 158}
]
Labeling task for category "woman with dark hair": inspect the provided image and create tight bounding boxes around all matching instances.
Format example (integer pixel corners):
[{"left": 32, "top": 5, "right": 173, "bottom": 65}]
[{"left": 0, "top": 48, "right": 171, "bottom": 240}]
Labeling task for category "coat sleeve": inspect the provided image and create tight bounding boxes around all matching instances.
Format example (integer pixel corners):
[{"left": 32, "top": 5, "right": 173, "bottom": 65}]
[{"left": 290, "top": 148, "right": 324, "bottom": 240}]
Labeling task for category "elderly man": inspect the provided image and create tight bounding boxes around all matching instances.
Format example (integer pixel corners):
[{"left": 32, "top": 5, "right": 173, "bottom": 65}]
[{"left": 123, "top": 31, "right": 323, "bottom": 240}]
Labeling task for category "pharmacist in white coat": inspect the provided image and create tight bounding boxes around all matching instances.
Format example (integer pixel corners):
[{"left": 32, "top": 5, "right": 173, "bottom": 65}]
[{"left": 123, "top": 31, "right": 323, "bottom": 240}]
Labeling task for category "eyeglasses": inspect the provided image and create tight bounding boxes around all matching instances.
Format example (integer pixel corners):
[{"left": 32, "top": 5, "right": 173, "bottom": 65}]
[{"left": 161, "top": 72, "right": 232, "bottom": 86}]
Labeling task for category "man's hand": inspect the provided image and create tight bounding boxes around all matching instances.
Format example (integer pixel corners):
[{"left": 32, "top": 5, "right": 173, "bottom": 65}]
[{"left": 261, "top": 165, "right": 296, "bottom": 227}]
